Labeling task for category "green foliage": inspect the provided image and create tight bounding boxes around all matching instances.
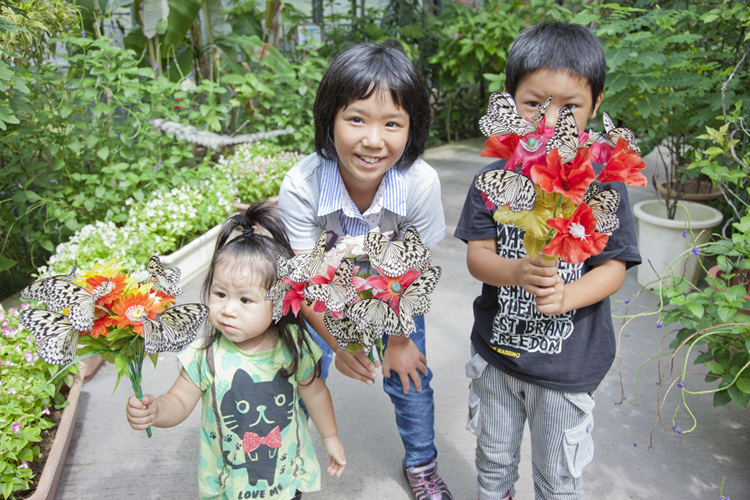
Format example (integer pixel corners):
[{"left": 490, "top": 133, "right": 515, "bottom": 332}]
[
  {"left": 576, "top": 0, "right": 750, "bottom": 219},
  {"left": 0, "top": 306, "right": 76, "bottom": 499}
]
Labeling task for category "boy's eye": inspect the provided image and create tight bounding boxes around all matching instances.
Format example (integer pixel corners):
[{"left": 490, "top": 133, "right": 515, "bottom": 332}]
[
  {"left": 240, "top": 297, "right": 251, "bottom": 304},
  {"left": 386, "top": 121, "right": 401, "bottom": 128},
  {"left": 349, "top": 117, "right": 363, "bottom": 124},
  {"left": 526, "top": 101, "right": 541, "bottom": 108}
]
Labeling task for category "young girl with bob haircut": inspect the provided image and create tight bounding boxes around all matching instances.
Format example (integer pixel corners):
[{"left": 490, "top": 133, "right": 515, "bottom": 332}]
[
  {"left": 126, "top": 201, "right": 347, "bottom": 500},
  {"left": 279, "top": 41, "right": 452, "bottom": 500}
]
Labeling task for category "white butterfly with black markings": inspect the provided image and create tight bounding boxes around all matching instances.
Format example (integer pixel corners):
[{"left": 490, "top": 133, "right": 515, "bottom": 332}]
[
  {"left": 546, "top": 104, "right": 583, "bottom": 164},
  {"left": 21, "top": 278, "right": 110, "bottom": 332},
  {"left": 345, "top": 298, "right": 401, "bottom": 340},
  {"left": 324, "top": 310, "right": 382, "bottom": 351},
  {"left": 479, "top": 92, "right": 552, "bottom": 137},
  {"left": 20, "top": 309, "right": 82, "bottom": 365},
  {"left": 134, "top": 255, "right": 182, "bottom": 296},
  {"left": 583, "top": 184, "right": 621, "bottom": 235},
  {"left": 20, "top": 262, "right": 78, "bottom": 304},
  {"left": 141, "top": 303, "right": 209, "bottom": 354},
  {"left": 149, "top": 118, "right": 295, "bottom": 151},
  {"left": 265, "top": 255, "right": 292, "bottom": 323},
  {"left": 288, "top": 231, "right": 327, "bottom": 283},
  {"left": 303, "top": 258, "right": 358, "bottom": 313},
  {"left": 396, "top": 266, "right": 442, "bottom": 337},
  {"left": 474, "top": 168, "right": 536, "bottom": 213},
  {"left": 364, "top": 226, "right": 431, "bottom": 278},
  {"left": 602, "top": 112, "right": 640, "bottom": 154}
]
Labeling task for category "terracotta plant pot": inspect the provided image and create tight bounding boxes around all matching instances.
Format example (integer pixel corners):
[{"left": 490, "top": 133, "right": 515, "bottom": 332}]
[
  {"left": 707, "top": 265, "right": 750, "bottom": 315},
  {"left": 656, "top": 179, "right": 723, "bottom": 202},
  {"left": 26, "top": 363, "right": 87, "bottom": 500}
]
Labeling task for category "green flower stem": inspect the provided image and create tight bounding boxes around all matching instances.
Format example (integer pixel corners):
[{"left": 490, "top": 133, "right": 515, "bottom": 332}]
[{"left": 128, "top": 338, "right": 152, "bottom": 438}]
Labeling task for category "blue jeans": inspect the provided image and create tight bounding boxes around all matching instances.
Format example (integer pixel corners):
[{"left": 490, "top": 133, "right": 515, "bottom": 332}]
[{"left": 305, "top": 315, "right": 437, "bottom": 468}]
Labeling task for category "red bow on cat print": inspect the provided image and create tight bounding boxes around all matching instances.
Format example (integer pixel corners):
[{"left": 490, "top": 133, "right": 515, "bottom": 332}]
[{"left": 243, "top": 426, "right": 282, "bottom": 453}]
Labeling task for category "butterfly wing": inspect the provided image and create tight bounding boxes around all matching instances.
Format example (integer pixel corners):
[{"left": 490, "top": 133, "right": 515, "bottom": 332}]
[
  {"left": 602, "top": 112, "right": 640, "bottom": 154},
  {"left": 364, "top": 228, "right": 431, "bottom": 278},
  {"left": 479, "top": 93, "right": 550, "bottom": 137},
  {"left": 144, "top": 255, "right": 182, "bottom": 296},
  {"left": 584, "top": 185, "right": 621, "bottom": 235},
  {"left": 398, "top": 266, "right": 442, "bottom": 337},
  {"left": 546, "top": 105, "right": 580, "bottom": 164},
  {"left": 20, "top": 310, "right": 80, "bottom": 365},
  {"left": 474, "top": 169, "right": 536, "bottom": 213},
  {"left": 345, "top": 298, "right": 401, "bottom": 338},
  {"left": 303, "top": 258, "right": 357, "bottom": 312},
  {"left": 265, "top": 255, "right": 292, "bottom": 322},
  {"left": 143, "top": 304, "right": 209, "bottom": 354},
  {"left": 323, "top": 311, "right": 360, "bottom": 350},
  {"left": 288, "top": 232, "right": 327, "bottom": 283},
  {"left": 20, "top": 263, "right": 79, "bottom": 306}
]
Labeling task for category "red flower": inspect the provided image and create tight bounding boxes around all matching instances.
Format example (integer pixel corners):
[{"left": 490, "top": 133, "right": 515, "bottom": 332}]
[
  {"left": 282, "top": 279, "right": 306, "bottom": 317},
  {"left": 366, "top": 269, "right": 421, "bottom": 311},
  {"left": 481, "top": 134, "right": 521, "bottom": 162},
  {"left": 598, "top": 138, "right": 647, "bottom": 187},
  {"left": 307, "top": 265, "right": 339, "bottom": 314},
  {"left": 543, "top": 204, "right": 609, "bottom": 264},
  {"left": 481, "top": 192, "right": 496, "bottom": 211},
  {"left": 531, "top": 147, "right": 595, "bottom": 204}
]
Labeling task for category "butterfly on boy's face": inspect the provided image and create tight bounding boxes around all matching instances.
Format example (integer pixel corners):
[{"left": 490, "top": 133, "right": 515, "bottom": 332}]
[
  {"left": 545, "top": 104, "right": 586, "bottom": 165},
  {"left": 479, "top": 92, "right": 551, "bottom": 138}
]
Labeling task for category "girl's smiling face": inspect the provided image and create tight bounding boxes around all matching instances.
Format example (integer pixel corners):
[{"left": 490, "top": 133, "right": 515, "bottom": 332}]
[
  {"left": 333, "top": 86, "right": 410, "bottom": 189},
  {"left": 207, "top": 260, "right": 275, "bottom": 352}
]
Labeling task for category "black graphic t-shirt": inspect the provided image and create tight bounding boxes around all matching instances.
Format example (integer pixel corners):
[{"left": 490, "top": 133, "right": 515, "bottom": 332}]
[{"left": 455, "top": 160, "right": 642, "bottom": 392}]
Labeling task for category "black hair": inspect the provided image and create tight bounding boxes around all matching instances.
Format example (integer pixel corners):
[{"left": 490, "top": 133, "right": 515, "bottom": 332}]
[
  {"left": 314, "top": 41, "right": 430, "bottom": 171},
  {"left": 200, "top": 200, "right": 319, "bottom": 383},
  {"left": 505, "top": 22, "right": 606, "bottom": 110}
]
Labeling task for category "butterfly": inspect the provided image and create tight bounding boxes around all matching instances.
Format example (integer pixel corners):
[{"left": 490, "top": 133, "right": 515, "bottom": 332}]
[
  {"left": 323, "top": 310, "right": 383, "bottom": 351},
  {"left": 21, "top": 278, "right": 110, "bottom": 332},
  {"left": 363, "top": 226, "right": 432, "bottom": 278},
  {"left": 20, "top": 262, "right": 78, "bottom": 304},
  {"left": 20, "top": 309, "right": 81, "bottom": 365},
  {"left": 546, "top": 104, "right": 582, "bottom": 164},
  {"left": 149, "top": 118, "right": 295, "bottom": 151},
  {"left": 474, "top": 169, "right": 536, "bottom": 213},
  {"left": 141, "top": 303, "right": 209, "bottom": 354},
  {"left": 479, "top": 92, "right": 552, "bottom": 137},
  {"left": 396, "top": 266, "right": 442, "bottom": 337},
  {"left": 602, "top": 112, "right": 640, "bottom": 154},
  {"left": 265, "top": 255, "right": 292, "bottom": 323},
  {"left": 345, "top": 298, "right": 401, "bottom": 340},
  {"left": 288, "top": 231, "right": 327, "bottom": 283},
  {"left": 134, "top": 255, "right": 182, "bottom": 296},
  {"left": 583, "top": 184, "right": 621, "bottom": 235},
  {"left": 303, "top": 258, "right": 358, "bottom": 313}
]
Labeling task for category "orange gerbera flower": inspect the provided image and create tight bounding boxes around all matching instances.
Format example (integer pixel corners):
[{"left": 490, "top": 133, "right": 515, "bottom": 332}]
[
  {"left": 85, "top": 274, "right": 128, "bottom": 308},
  {"left": 89, "top": 312, "right": 117, "bottom": 339},
  {"left": 531, "top": 148, "right": 595, "bottom": 204},
  {"left": 598, "top": 138, "right": 647, "bottom": 187},
  {"left": 110, "top": 292, "right": 159, "bottom": 336},
  {"left": 543, "top": 203, "right": 609, "bottom": 264}
]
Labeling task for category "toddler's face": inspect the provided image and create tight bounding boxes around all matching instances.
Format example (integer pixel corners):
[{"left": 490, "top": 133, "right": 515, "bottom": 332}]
[
  {"left": 333, "top": 86, "right": 410, "bottom": 189},
  {"left": 512, "top": 68, "right": 603, "bottom": 131},
  {"left": 208, "top": 261, "right": 274, "bottom": 352}
]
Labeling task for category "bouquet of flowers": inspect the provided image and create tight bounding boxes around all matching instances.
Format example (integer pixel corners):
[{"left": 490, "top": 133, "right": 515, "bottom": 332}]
[
  {"left": 18, "top": 256, "right": 209, "bottom": 437},
  {"left": 475, "top": 92, "right": 647, "bottom": 264},
  {"left": 265, "top": 227, "right": 442, "bottom": 354}
]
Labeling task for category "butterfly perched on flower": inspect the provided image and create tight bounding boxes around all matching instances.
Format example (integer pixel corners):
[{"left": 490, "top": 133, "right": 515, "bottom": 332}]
[
  {"left": 546, "top": 104, "right": 583, "bottom": 164},
  {"left": 288, "top": 231, "right": 328, "bottom": 283},
  {"left": 479, "top": 92, "right": 551, "bottom": 138},
  {"left": 474, "top": 169, "right": 536, "bottom": 213},
  {"left": 20, "top": 262, "right": 78, "bottom": 304},
  {"left": 265, "top": 255, "right": 292, "bottom": 322},
  {"left": 141, "top": 303, "right": 209, "bottom": 354},
  {"left": 323, "top": 310, "right": 388, "bottom": 351},
  {"left": 303, "top": 258, "right": 358, "bottom": 313},
  {"left": 149, "top": 118, "right": 295, "bottom": 151},
  {"left": 601, "top": 112, "right": 640, "bottom": 154},
  {"left": 134, "top": 255, "right": 182, "bottom": 296},
  {"left": 583, "top": 184, "right": 621, "bottom": 235},
  {"left": 396, "top": 266, "right": 442, "bottom": 337},
  {"left": 21, "top": 278, "right": 110, "bottom": 332},
  {"left": 345, "top": 298, "right": 401, "bottom": 340},
  {"left": 363, "top": 226, "right": 432, "bottom": 278},
  {"left": 20, "top": 309, "right": 82, "bottom": 365}
]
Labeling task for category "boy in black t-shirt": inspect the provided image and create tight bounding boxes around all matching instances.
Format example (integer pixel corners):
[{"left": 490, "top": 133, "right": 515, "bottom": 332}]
[{"left": 454, "top": 22, "right": 641, "bottom": 500}]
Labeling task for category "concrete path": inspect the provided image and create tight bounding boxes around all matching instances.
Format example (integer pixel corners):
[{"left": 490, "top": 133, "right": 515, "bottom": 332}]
[{"left": 52, "top": 139, "right": 749, "bottom": 500}]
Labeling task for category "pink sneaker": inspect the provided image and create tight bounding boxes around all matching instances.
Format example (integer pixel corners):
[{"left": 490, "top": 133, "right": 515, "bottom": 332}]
[{"left": 403, "top": 460, "right": 453, "bottom": 500}]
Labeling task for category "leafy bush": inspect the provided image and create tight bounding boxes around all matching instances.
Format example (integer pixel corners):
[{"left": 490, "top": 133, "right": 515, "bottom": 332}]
[{"left": 0, "top": 305, "right": 75, "bottom": 499}]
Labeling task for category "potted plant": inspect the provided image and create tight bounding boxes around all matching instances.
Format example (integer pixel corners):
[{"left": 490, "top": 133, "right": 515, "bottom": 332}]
[{"left": 0, "top": 305, "right": 83, "bottom": 500}]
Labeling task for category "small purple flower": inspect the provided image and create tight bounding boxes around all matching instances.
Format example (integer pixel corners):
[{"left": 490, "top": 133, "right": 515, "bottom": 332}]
[
  {"left": 155, "top": 167, "right": 161, "bottom": 172},
  {"left": 81, "top": 31, "right": 86, "bottom": 37},
  {"left": 683, "top": 230, "right": 688, "bottom": 238},
  {"left": 625, "top": 298, "right": 631, "bottom": 305},
  {"left": 160, "top": 160, "right": 164, "bottom": 164},
  {"left": 154, "top": 64, "right": 159, "bottom": 70},
  {"left": 623, "top": 396, "right": 627, "bottom": 400},
  {"left": 12, "top": 422, "right": 21, "bottom": 433},
  {"left": 166, "top": 65, "right": 170, "bottom": 69},
  {"left": 656, "top": 321, "right": 664, "bottom": 329},
  {"left": 633, "top": 443, "right": 637, "bottom": 447},
  {"left": 692, "top": 248, "right": 700, "bottom": 257},
  {"left": 672, "top": 422, "right": 682, "bottom": 434},
  {"left": 677, "top": 379, "right": 685, "bottom": 389},
  {"left": 109, "top": 23, "right": 114, "bottom": 28}
]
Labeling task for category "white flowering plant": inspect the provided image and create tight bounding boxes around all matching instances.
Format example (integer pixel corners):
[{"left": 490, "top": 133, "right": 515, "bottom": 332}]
[
  {"left": 215, "top": 142, "right": 304, "bottom": 203},
  {"left": 38, "top": 174, "right": 235, "bottom": 277},
  {"left": 0, "top": 305, "right": 76, "bottom": 499}
]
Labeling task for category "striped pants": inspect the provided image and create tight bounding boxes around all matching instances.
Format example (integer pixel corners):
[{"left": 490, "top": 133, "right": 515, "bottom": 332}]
[{"left": 466, "top": 354, "right": 595, "bottom": 500}]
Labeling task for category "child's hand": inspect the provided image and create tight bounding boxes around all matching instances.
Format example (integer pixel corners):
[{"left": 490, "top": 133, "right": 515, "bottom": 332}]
[
  {"left": 381, "top": 337, "right": 428, "bottom": 394},
  {"left": 126, "top": 394, "right": 158, "bottom": 431},
  {"left": 321, "top": 436, "right": 346, "bottom": 477},
  {"left": 534, "top": 275, "right": 566, "bottom": 316},
  {"left": 515, "top": 255, "right": 561, "bottom": 297},
  {"left": 334, "top": 348, "right": 380, "bottom": 385}
]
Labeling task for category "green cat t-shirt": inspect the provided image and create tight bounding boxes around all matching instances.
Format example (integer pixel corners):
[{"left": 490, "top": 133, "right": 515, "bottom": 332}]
[{"left": 177, "top": 329, "right": 323, "bottom": 500}]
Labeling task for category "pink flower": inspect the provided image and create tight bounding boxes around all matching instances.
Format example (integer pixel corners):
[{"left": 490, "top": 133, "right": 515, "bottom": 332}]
[
  {"left": 1, "top": 320, "right": 7, "bottom": 327},
  {"left": 589, "top": 140, "right": 614, "bottom": 166},
  {"left": 367, "top": 270, "right": 421, "bottom": 311},
  {"left": 42, "top": 407, "right": 50, "bottom": 415},
  {"left": 9, "top": 387, "right": 17, "bottom": 394},
  {"left": 21, "top": 302, "right": 31, "bottom": 310},
  {"left": 282, "top": 279, "right": 306, "bottom": 317},
  {"left": 20, "top": 461, "right": 29, "bottom": 469},
  {"left": 24, "top": 352, "right": 38, "bottom": 365},
  {"left": 12, "top": 422, "right": 21, "bottom": 433},
  {"left": 481, "top": 192, "right": 496, "bottom": 211}
]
